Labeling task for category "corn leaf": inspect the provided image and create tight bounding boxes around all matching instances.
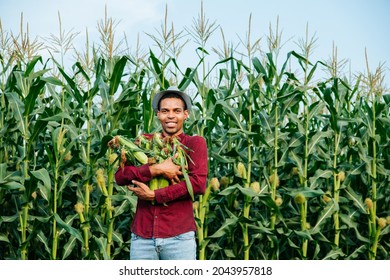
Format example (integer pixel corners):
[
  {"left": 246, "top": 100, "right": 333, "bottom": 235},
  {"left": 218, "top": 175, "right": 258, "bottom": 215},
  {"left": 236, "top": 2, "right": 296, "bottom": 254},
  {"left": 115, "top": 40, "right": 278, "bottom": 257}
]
[
  {"left": 112, "top": 230, "right": 124, "bottom": 244},
  {"left": 94, "top": 236, "right": 110, "bottom": 260},
  {"left": 36, "top": 231, "right": 50, "bottom": 255},
  {"left": 53, "top": 213, "right": 83, "bottom": 243},
  {"left": 344, "top": 186, "right": 366, "bottom": 214},
  {"left": 0, "top": 233, "right": 10, "bottom": 243},
  {"left": 5, "top": 91, "right": 26, "bottom": 135},
  {"left": 109, "top": 56, "right": 128, "bottom": 96},
  {"left": 307, "top": 130, "right": 332, "bottom": 155},
  {"left": 31, "top": 168, "right": 51, "bottom": 202},
  {"left": 62, "top": 236, "right": 77, "bottom": 260},
  {"left": 323, "top": 248, "right": 345, "bottom": 260},
  {"left": 208, "top": 217, "right": 238, "bottom": 238},
  {"left": 311, "top": 200, "right": 339, "bottom": 235}
]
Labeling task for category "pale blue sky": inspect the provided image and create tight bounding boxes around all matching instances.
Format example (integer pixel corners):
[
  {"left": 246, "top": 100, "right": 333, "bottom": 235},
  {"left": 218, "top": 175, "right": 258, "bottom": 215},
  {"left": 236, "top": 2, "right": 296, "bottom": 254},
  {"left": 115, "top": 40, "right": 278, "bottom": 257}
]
[{"left": 1, "top": 0, "right": 389, "bottom": 86}]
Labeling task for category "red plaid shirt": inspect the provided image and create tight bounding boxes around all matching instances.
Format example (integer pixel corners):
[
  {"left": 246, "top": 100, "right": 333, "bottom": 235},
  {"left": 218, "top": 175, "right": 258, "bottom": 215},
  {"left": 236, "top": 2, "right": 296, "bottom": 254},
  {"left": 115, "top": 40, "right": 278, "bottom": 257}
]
[{"left": 115, "top": 133, "right": 208, "bottom": 238}]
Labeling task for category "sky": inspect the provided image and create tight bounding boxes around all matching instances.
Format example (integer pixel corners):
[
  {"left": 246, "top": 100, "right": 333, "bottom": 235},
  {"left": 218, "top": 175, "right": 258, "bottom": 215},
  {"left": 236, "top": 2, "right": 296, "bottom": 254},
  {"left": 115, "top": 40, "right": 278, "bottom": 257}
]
[{"left": 1, "top": 0, "right": 389, "bottom": 87}]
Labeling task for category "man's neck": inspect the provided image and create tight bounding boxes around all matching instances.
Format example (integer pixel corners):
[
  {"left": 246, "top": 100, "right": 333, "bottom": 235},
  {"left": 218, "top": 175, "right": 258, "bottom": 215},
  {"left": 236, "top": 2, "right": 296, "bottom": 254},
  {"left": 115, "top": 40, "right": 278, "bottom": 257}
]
[{"left": 162, "top": 131, "right": 184, "bottom": 138}]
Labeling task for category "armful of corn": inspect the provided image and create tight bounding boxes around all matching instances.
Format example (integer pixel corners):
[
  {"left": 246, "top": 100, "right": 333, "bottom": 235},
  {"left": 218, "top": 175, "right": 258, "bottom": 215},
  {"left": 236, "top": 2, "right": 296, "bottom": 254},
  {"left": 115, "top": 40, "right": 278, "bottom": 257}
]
[{"left": 108, "top": 134, "right": 194, "bottom": 201}]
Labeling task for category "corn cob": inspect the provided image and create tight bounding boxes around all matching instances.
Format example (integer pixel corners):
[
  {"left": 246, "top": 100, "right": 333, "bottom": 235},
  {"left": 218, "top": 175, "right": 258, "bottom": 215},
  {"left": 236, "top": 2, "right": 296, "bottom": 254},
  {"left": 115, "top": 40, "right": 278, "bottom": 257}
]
[
  {"left": 152, "top": 132, "right": 164, "bottom": 149},
  {"left": 108, "top": 135, "right": 148, "bottom": 165},
  {"left": 149, "top": 177, "right": 159, "bottom": 191},
  {"left": 149, "top": 176, "right": 168, "bottom": 206},
  {"left": 108, "top": 134, "right": 194, "bottom": 201},
  {"left": 118, "top": 136, "right": 149, "bottom": 165},
  {"left": 158, "top": 177, "right": 169, "bottom": 189},
  {"left": 150, "top": 135, "right": 193, "bottom": 199},
  {"left": 137, "top": 135, "right": 151, "bottom": 150}
]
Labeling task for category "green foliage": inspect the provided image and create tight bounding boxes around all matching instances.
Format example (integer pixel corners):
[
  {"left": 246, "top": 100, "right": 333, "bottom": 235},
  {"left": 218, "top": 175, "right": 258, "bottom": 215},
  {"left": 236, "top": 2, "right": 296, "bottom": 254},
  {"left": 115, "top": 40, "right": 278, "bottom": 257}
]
[{"left": 0, "top": 12, "right": 389, "bottom": 260}]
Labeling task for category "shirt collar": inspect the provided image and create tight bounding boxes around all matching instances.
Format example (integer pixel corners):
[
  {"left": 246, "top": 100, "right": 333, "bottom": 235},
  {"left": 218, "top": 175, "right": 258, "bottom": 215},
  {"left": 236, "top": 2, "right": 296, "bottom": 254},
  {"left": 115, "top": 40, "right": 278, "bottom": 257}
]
[{"left": 161, "top": 132, "right": 185, "bottom": 141}]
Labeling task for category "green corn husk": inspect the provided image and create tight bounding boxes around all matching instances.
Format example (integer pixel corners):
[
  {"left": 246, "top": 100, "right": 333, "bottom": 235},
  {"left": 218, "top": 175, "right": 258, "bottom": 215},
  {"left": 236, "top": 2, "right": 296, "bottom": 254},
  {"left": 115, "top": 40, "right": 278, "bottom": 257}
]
[
  {"left": 153, "top": 132, "right": 164, "bottom": 149},
  {"left": 108, "top": 135, "right": 149, "bottom": 165},
  {"left": 149, "top": 177, "right": 159, "bottom": 191},
  {"left": 158, "top": 177, "right": 169, "bottom": 189},
  {"left": 138, "top": 135, "right": 152, "bottom": 150},
  {"left": 172, "top": 137, "right": 194, "bottom": 200},
  {"left": 108, "top": 134, "right": 194, "bottom": 200},
  {"left": 117, "top": 136, "right": 148, "bottom": 165}
]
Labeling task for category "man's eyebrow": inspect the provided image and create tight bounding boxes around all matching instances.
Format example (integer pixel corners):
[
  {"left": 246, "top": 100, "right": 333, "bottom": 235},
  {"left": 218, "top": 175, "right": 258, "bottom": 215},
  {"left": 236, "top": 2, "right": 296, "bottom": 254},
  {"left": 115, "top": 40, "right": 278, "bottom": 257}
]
[{"left": 160, "top": 107, "right": 183, "bottom": 110}]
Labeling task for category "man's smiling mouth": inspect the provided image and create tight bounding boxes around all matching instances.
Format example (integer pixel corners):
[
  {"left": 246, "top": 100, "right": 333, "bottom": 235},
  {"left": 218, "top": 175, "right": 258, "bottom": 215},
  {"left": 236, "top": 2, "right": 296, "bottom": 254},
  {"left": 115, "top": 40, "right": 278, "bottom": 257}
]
[{"left": 166, "top": 121, "right": 177, "bottom": 127}]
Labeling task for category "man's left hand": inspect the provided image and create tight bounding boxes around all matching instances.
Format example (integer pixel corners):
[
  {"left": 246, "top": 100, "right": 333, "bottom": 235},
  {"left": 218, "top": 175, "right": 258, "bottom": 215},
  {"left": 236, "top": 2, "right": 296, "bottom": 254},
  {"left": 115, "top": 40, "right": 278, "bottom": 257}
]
[{"left": 128, "top": 180, "right": 155, "bottom": 201}]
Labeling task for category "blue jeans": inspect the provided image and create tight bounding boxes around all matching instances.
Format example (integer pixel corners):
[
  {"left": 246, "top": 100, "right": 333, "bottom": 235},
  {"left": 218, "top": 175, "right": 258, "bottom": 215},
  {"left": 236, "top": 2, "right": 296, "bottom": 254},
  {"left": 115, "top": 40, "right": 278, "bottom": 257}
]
[{"left": 130, "top": 231, "right": 196, "bottom": 260}]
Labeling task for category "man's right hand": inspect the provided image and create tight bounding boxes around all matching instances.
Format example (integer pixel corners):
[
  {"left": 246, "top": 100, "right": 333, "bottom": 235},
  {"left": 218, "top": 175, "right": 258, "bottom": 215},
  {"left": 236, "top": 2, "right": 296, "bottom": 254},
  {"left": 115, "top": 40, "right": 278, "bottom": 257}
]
[{"left": 149, "top": 157, "right": 183, "bottom": 184}]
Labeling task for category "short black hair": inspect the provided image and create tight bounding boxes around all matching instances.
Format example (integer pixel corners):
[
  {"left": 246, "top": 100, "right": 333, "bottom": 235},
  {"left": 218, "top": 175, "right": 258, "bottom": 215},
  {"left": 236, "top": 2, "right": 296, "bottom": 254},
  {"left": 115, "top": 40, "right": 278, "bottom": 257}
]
[{"left": 157, "top": 92, "right": 187, "bottom": 111}]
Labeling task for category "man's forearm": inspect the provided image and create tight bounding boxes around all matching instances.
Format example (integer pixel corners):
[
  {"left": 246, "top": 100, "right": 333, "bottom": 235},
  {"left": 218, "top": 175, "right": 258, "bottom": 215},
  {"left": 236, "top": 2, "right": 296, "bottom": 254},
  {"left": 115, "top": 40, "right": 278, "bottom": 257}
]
[
  {"left": 149, "top": 164, "right": 162, "bottom": 177},
  {"left": 115, "top": 164, "right": 152, "bottom": 185}
]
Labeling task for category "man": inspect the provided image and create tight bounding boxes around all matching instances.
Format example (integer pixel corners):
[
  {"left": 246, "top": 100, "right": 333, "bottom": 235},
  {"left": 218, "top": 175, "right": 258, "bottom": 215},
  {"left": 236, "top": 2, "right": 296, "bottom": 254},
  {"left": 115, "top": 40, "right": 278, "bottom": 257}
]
[{"left": 115, "top": 86, "right": 208, "bottom": 260}]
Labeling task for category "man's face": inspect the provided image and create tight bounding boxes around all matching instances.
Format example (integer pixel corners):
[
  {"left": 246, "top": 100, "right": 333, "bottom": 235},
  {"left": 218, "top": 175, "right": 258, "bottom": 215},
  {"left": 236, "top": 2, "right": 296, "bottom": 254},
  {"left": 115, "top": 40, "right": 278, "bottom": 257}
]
[{"left": 157, "top": 97, "right": 189, "bottom": 137}]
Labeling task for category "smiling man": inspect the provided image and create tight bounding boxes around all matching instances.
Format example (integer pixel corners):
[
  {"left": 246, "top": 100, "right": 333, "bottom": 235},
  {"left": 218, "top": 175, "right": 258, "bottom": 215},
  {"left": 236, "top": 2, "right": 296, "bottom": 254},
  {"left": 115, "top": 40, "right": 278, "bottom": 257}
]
[{"left": 115, "top": 86, "right": 208, "bottom": 260}]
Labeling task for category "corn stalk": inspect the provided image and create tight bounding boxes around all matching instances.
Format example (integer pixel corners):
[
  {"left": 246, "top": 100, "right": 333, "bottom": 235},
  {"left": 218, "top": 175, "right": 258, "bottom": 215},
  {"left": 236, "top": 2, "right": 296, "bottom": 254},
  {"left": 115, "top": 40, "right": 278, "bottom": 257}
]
[
  {"left": 0, "top": 6, "right": 389, "bottom": 261},
  {"left": 5, "top": 56, "right": 47, "bottom": 259},
  {"left": 361, "top": 52, "right": 387, "bottom": 260},
  {"left": 185, "top": 0, "right": 218, "bottom": 260}
]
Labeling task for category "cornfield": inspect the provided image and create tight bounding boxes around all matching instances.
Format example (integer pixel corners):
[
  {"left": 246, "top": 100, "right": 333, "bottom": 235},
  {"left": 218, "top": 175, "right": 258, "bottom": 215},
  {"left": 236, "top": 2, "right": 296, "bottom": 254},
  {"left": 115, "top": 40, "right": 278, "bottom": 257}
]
[{"left": 0, "top": 7, "right": 389, "bottom": 260}]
